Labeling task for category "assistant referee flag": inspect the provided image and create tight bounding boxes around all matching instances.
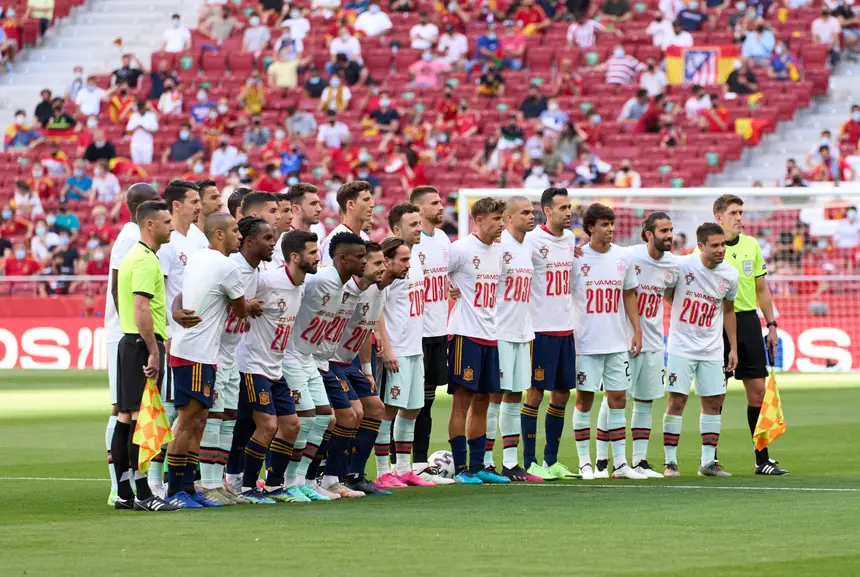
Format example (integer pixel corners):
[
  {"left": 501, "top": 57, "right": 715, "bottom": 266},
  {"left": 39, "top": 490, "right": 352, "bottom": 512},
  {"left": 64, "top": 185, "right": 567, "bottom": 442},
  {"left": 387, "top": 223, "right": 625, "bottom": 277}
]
[
  {"left": 753, "top": 371, "right": 786, "bottom": 450},
  {"left": 133, "top": 377, "right": 174, "bottom": 473}
]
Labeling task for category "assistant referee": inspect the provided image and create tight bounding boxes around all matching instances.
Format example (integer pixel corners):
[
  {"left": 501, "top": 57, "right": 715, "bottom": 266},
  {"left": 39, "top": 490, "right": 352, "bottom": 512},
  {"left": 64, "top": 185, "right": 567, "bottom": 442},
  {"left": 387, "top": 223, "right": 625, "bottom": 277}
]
[
  {"left": 712, "top": 194, "right": 788, "bottom": 476},
  {"left": 111, "top": 200, "right": 179, "bottom": 511}
]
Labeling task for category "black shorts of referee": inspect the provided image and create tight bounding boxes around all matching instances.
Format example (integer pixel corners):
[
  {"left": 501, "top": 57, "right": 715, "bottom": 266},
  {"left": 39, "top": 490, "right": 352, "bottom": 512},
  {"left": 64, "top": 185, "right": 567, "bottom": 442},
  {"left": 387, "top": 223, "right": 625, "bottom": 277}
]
[
  {"left": 116, "top": 333, "right": 166, "bottom": 413},
  {"left": 723, "top": 310, "right": 769, "bottom": 381}
]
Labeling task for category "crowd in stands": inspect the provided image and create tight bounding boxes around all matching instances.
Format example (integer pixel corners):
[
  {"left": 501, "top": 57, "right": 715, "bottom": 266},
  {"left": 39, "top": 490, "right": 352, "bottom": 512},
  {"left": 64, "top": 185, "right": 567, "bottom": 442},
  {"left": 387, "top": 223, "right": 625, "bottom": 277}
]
[{"left": 1, "top": 0, "right": 859, "bottom": 292}]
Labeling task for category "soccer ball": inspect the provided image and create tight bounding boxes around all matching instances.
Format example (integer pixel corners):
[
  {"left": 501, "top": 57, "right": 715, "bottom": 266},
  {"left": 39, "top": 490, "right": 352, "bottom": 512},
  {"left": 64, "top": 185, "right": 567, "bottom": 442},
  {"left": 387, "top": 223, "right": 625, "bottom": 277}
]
[{"left": 428, "top": 450, "right": 455, "bottom": 478}]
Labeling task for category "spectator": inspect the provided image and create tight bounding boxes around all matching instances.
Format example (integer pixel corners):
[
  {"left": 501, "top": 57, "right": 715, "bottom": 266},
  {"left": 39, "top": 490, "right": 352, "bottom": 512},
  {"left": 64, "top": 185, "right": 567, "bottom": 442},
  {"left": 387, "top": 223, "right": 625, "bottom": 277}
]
[
  {"left": 157, "top": 78, "right": 183, "bottom": 115},
  {"left": 83, "top": 130, "right": 117, "bottom": 163},
  {"left": 162, "top": 14, "right": 192, "bottom": 53},
  {"left": 701, "top": 93, "right": 730, "bottom": 132},
  {"left": 409, "top": 51, "right": 450, "bottom": 88},
  {"left": 165, "top": 126, "right": 204, "bottom": 166},
  {"left": 317, "top": 110, "right": 351, "bottom": 149},
  {"left": 43, "top": 98, "right": 77, "bottom": 134},
  {"left": 190, "top": 88, "right": 216, "bottom": 124},
  {"left": 539, "top": 139, "right": 564, "bottom": 176},
  {"left": 573, "top": 152, "right": 611, "bottom": 184},
  {"left": 75, "top": 115, "right": 99, "bottom": 153},
  {"left": 369, "top": 93, "right": 401, "bottom": 145},
  {"left": 34, "top": 89, "right": 54, "bottom": 127},
  {"left": 812, "top": 8, "right": 842, "bottom": 65},
  {"left": 769, "top": 39, "right": 801, "bottom": 81},
  {"left": 105, "top": 82, "right": 135, "bottom": 124},
  {"left": 238, "top": 73, "right": 267, "bottom": 114},
  {"left": 73, "top": 76, "right": 107, "bottom": 117},
  {"left": 4, "top": 109, "right": 43, "bottom": 151},
  {"left": 636, "top": 93, "right": 668, "bottom": 133},
  {"left": 676, "top": 1, "right": 707, "bottom": 31},
  {"left": 601, "top": 0, "right": 631, "bottom": 20},
  {"left": 41, "top": 143, "right": 69, "bottom": 180},
  {"left": 54, "top": 202, "right": 80, "bottom": 238},
  {"left": 662, "top": 19, "right": 694, "bottom": 48},
  {"left": 304, "top": 66, "right": 329, "bottom": 98},
  {"left": 498, "top": 114, "right": 525, "bottom": 150},
  {"left": 552, "top": 58, "right": 584, "bottom": 97},
  {"left": 513, "top": 0, "right": 550, "bottom": 34},
  {"left": 453, "top": 98, "right": 480, "bottom": 139},
  {"left": 556, "top": 122, "right": 580, "bottom": 166},
  {"left": 499, "top": 22, "right": 526, "bottom": 70},
  {"left": 281, "top": 6, "right": 311, "bottom": 41},
  {"left": 89, "top": 160, "right": 121, "bottom": 203},
  {"left": 285, "top": 105, "right": 318, "bottom": 137},
  {"left": 201, "top": 5, "right": 240, "bottom": 45},
  {"left": 660, "top": 122, "right": 684, "bottom": 148},
  {"left": 540, "top": 97, "right": 569, "bottom": 134},
  {"left": 112, "top": 53, "right": 144, "bottom": 87},
  {"left": 726, "top": 59, "right": 758, "bottom": 94},
  {"left": 148, "top": 59, "right": 178, "bottom": 101},
  {"left": 614, "top": 158, "right": 642, "bottom": 188},
  {"left": 742, "top": 21, "right": 775, "bottom": 64},
  {"left": 732, "top": 5, "right": 759, "bottom": 42},
  {"left": 319, "top": 74, "right": 352, "bottom": 112},
  {"left": 54, "top": 229, "right": 79, "bottom": 268},
  {"left": 438, "top": 24, "right": 468, "bottom": 66},
  {"left": 65, "top": 66, "right": 85, "bottom": 102},
  {"left": 39, "top": 251, "right": 74, "bottom": 296},
  {"left": 262, "top": 127, "right": 290, "bottom": 162},
  {"left": 355, "top": 163, "right": 382, "bottom": 197},
  {"left": 31, "top": 219, "right": 60, "bottom": 263},
  {"left": 267, "top": 47, "right": 300, "bottom": 89},
  {"left": 618, "top": 88, "right": 649, "bottom": 121},
  {"left": 25, "top": 0, "right": 53, "bottom": 36},
  {"left": 330, "top": 52, "right": 368, "bottom": 86},
  {"left": 840, "top": 104, "right": 860, "bottom": 148},
  {"left": 1, "top": 241, "right": 41, "bottom": 276},
  {"left": 575, "top": 112, "right": 603, "bottom": 146},
  {"left": 88, "top": 205, "right": 118, "bottom": 245},
  {"left": 832, "top": 0, "right": 859, "bottom": 55},
  {"left": 254, "top": 163, "right": 283, "bottom": 193},
  {"left": 646, "top": 12, "right": 673, "bottom": 47},
  {"left": 62, "top": 160, "right": 93, "bottom": 201},
  {"left": 274, "top": 28, "right": 305, "bottom": 60},
  {"left": 125, "top": 99, "right": 158, "bottom": 164},
  {"left": 329, "top": 26, "right": 362, "bottom": 63},
  {"left": 684, "top": 84, "right": 711, "bottom": 118},
  {"left": 244, "top": 115, "right": 271, "bottom": 149},
  {"left": 243, "top": 15, "right": 272, "bottom": 53},
  {"left": 355, "top": 1, "right": 393, "bottom": 36},
  {"left": 278, "top": 143, "right": 306, "bottom": 177},
  {"left": 524, "top": 160, "right": 551, "bottom": 187},
  {"left": 85, "top": 247, "right": 109, "bottom": 276},
  {"left": 520, "top": 83, "right": 548, "bottom": 120},
  {"left": 476, "top": 63, "right": 505, "bottom": 96},
  {"left": 27, "top": 162, "right": 57, "bottom": 201},
  {"left": 210, "top": 136, "right": 243, "bottom": 176},
  {"left": 601, "top": 45, "right": 644, "bottom": 86},
  {"left": 12, "top": 180, "right": 43, "bottom": 217},
  {"left": 812, "top": 145, "right": 855, "bottom": 182},
  {"left": 312, "top": 0, "right": 342, "bottom": 15},
  {"left": 473, "top": 23, "right": 500, "bottom": 69},
  {"left": 391, "top": 0, "right": 416, "bottom": 12},
  {"left": 410, "top": 12, "right": 439, "bottom": 49},
  {"left": 783, "top": 166, "right": 809, "bottom": 188},
  {"left": 1, "top": 203, "right": 32, "bottom": 237},
  {"left": 728, "top": 1, "right": 748, "bottom": 32},
  {"left": 567, "top": 12, "right": 612, "bottom": 48},
  {"left": 639, "top": 58, "right": 668, "bottom": 96},
  {"left": 659, "top": 0, "right": 686, "bottom": 20},
  {"left": 807, "top": 129, "right": 840, "bottom": 167},
  {"left": 438, "top": 0, "right": 469, "bottom": 33},
  {"left": 832, "top": 206, "right": 860, "bottom": 248}
]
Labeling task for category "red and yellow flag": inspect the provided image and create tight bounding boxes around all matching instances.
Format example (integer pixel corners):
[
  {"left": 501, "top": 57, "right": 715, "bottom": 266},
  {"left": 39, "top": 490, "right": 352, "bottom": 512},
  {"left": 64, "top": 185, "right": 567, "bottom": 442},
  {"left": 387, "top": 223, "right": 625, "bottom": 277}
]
[
  {"left": 753, "top": 372, "right": 786, "bottom": 450},
  {"left": 133, "top": 378, "right": 174, "bottom": 473}
]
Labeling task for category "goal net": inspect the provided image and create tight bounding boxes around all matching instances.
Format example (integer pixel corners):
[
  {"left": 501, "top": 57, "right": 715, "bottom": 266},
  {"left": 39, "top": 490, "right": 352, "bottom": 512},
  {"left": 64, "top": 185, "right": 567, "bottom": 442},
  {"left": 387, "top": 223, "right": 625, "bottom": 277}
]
[{"left": 455, "top": 187, "right": 860, "bottom": 373}]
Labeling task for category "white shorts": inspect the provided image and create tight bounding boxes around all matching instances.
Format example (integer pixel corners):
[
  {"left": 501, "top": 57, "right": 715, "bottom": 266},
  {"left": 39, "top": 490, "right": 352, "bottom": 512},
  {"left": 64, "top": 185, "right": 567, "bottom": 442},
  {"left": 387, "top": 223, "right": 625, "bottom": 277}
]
[
  {"left": 212, "top": 364, "right": 240, "bottom": 412},
  {"left": 576, "top": 352, "right": 631, "bottom": 393},
  {"left": 107, "top": 340, "right": 119, "bottom": 405},
  {"left": 283, "top": 359, "right": 328, "bottom": 411},
  {"left": 383, "top": 354, "right": 424, "bottom": 410},
  {"left": 499, "top": 341, "right": 530, "bottom": 393},
  {"left": 630, "top": 351, "right": 665, "bottom": 401},
  {"left": 665, "top": 354, "right": 726, "bottom": 398}
]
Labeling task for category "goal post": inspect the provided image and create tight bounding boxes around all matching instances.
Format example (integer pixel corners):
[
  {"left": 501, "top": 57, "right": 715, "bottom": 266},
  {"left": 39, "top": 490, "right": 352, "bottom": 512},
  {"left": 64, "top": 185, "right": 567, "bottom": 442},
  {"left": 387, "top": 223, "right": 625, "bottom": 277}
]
[{"left": 455, "top": 186, "right": 860, "bottom": 373}]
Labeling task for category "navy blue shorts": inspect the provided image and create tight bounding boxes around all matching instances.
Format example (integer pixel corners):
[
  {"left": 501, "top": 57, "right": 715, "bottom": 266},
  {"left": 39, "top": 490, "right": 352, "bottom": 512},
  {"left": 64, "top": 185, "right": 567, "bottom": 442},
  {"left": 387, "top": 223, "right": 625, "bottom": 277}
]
[
  {"left": 320, "top": 367, "right": 353, "bottom": 410},
  {"left": 448, "top": 335, "right": 500, "bottom": 395},
  {"left": 531, "top": 333, "right": 576, "bottom": 391},
  {"left": 172, "top": 363, "right": 216, "bottom": 409},
  {"left": 238, "top": 373, "right": 295, "bottom": 418},
  {"left": 330, "top": 358, "right": 376, "bottom": 398}
]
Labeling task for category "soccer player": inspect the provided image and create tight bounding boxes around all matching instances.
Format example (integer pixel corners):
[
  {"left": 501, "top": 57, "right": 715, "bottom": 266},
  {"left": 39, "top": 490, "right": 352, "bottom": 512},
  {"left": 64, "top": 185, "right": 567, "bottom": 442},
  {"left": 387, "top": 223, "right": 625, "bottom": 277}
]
[
  {"left": 595, "top": 212, "right": 679, "bottom": 478},
  {"left": 486, "top": 196, "right": 543, "bottom": 482},
  {"left": 236, "top": 229, "right": 317, "bottom": 503},
  {"left": 282, "top": 231, "right": 367, "bottom": 500},
  {"left": 112, "top": 200, "right": 178, "bottom": 511},
  {"left": 319, "top": 181, "right": 373, "bottom": 265},
  {"left": 227, "top": 187, "right": 251, "bottom": 219},
  {"left": 266, "top": 193, "right": 293, "bottom": 269},
  {"left": 104, "top": 183, "right": 158, "bottom": 505},
  {"left": 663, "top": 222, "right": 738, "bottom": 477},
  {"left": 331, "top": 238, "right": 410, "bottom": 493},
  {"left": 408, "top": 186, "right": 453, "bottom": 482},
  {"left": 241, "top": 192, "right": 280, "bottom": 271},
  {"left": 375, "top": 204, "right": 436, "bottom": 487},
  {"left": 571, "top": 203, "right": 645, "bottom": 480},
  {"left": 199, "top": 216, "right": 276, "bottom": 505},
  {"left": 521, "top": 188, "right": 579, "bottom": 480},
  {"left": 447, "top": 197, "right": 510, "bottom": 485},
  {"left": 287, "top": 182, "right": 326, "bottom": 239},
  {"left": 193, "top": 179, "right": 225, "bottom": 244},
  {"left": 712, "top": 195, "right": 788, "bottom": 476},
  {"left": 165, "top": 213, "right": 259, "bottom": 508}
]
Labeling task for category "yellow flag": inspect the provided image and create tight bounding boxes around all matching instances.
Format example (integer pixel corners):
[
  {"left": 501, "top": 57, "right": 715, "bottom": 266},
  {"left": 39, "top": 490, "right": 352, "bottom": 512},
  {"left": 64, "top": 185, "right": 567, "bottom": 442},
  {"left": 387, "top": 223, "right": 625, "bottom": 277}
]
[
  {"left": 133, "top": 378, "right": 174, "bottom": 473},
  {"left": 753, "top": 372, "right": 786, "bottom": 450}
]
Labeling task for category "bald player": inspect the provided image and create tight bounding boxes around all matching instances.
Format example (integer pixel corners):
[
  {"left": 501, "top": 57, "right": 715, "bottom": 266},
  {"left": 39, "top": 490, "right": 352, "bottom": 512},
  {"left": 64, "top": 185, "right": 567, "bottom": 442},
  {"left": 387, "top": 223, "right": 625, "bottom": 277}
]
[{"left": 104, "top": 182, "right": 159, "bottom": 506}]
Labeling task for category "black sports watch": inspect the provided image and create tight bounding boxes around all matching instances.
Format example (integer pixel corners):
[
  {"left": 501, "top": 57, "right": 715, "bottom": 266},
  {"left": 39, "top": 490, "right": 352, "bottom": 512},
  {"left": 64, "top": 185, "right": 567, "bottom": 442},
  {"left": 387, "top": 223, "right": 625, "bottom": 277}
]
[{"left": 766, "top": 320, "right": 778, "bottom": 329}]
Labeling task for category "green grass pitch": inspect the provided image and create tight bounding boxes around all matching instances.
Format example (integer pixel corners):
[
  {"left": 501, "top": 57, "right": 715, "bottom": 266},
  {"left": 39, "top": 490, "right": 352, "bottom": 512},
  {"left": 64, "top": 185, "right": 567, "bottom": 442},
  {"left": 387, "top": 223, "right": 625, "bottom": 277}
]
[{"left": 2, "top": 370, "right": 860, "bottom": 577}]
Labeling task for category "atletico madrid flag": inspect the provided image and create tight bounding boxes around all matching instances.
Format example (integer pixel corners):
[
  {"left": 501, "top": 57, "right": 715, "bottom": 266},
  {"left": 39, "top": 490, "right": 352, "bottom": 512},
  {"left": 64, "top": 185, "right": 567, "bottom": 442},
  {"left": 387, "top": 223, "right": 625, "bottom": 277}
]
[
  {"left": 133, "top": 378, "right": 174, "bottom": 473},
  {"left": 753, "top": 372, "right": 786, "bottom": 450}
]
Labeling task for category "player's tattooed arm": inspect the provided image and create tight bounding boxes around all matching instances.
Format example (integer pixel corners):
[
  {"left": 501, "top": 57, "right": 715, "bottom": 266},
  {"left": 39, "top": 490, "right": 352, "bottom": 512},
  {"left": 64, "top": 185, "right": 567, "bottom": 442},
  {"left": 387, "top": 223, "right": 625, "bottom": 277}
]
[
  {"left": 171, "top": 294, "right": 202, "bottom": 328},
  {"left": 722, "top": 300, "right": 738, "bottom": 372}
]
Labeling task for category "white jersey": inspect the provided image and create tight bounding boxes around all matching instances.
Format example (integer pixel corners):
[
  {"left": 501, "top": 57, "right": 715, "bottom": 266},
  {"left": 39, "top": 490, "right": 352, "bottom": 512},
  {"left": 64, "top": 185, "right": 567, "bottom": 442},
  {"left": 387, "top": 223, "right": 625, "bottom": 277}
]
[
  {"left": 626, "top": 244, "right": 680, "bottom": 353},
  {"left": 572, "top": 243, "right": 638, "bottom": 355},
  {"left": 383, "top": 250, "right": 425, "bottom": 357},
  {"left": 414, "top": 228, "right": 451, "bottom": 338},
  {"left": 170, "top": 249, "right": 246, "bottom": 365},
  {"left": 319, "top": 223, "right": 369, "bottom": 267},
  {"left": 270, "top": 231, "right": 288, "bottom": 269},
  {"left": 158, "top": 228, "right": 206, "bottom": 336},
  {"left": 284, "top": 266, "right": 349, "bottom": 365},
  {"left": 667, "top": 254, "right": 739, "bottom": 362},
  {"left": 313, "top": 277, "right": 362, "bottom": 371},
  {"left": 106, "top": 222, "right": 140, "bottom": 343},
  {"left": 496, "top": 230, "right": 534, "bottom": 343},
  {"left": 332, "top": 282, "right": 385, "bottom": 364},
  {"left": 447, "top": 234, "right": 503, "bottom": 341},
  {"left": 187, "top": 222, "right": 209, "bottom": 250},
  {"left": 217, "top": 253, "right": 259, "bottom": 366},
  {"left": 526, "top": 225, "right": 577, "bottom": 334},
  {"left": 237, "top": 266, "right": 304, "bottom": 380}
]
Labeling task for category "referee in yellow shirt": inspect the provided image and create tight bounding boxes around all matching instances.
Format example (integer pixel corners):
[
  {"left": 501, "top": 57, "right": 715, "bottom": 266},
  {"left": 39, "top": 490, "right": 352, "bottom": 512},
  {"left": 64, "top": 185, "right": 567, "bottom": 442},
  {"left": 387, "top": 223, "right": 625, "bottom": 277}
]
[
  {"left": 713, "top": 194, "right": 788, "bottom": 476},
  {"left": 111, "top": 200, "right": 181, "bottom": 511}
]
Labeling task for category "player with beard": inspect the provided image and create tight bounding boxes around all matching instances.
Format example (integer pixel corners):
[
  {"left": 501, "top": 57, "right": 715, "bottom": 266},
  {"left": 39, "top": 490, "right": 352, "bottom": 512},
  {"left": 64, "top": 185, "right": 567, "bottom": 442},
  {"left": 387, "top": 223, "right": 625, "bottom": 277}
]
[
  {"left": 319, "top": 181, "right": 373, "bottom": 266},
  {"left": 287, "top": 182, "right": 327, "bottom": 239},
  {"left": 192, "top": 179, "right": 224, "bottom": 247}
]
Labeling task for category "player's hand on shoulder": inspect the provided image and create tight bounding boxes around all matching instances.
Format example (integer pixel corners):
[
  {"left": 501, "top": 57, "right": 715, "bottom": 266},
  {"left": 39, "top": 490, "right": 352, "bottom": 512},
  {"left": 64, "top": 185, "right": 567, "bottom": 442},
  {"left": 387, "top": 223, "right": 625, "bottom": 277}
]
[
  {"left": 574, "top": 244, "right": 584, "bottom": 258},
  {"left": 173, "top": 308, "right": 202, "bottom": 328},
  {"left": 248, "top": 299, "right": 265, "bottom": 318}
]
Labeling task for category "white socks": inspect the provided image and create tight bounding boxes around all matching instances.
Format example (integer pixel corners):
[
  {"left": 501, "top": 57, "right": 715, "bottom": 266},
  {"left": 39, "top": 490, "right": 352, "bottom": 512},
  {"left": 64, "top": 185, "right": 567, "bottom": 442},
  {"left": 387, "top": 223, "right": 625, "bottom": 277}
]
[
  {"left": 573, "top": 409, "right": 591, "bottom": 466},
  {"left": 499, "top": 401, "right": 521, "bottom": 469},
  {"left": 631, "top": 401, "right": 652, "bottom": 466},
  {"left": 286, "top": 416, "right": 315, "bottom": 486},
  {"left": 607, "top": 407, "right": 627, "bottom": 468},
  {"left": 106, "top": 415, "right": 118, "bottom": 494},
  {"left": 700, "top": 413, "right": 721, "bottom": 466},
  {"left": 484, "top": 402, "right": 500, "bottom": 467},
  {"left": 393, "top": 415, "right": 416, "bottom": 475},
  {"left": 376, "top": 419, "right": 392, "bottom": 476},
  {"left": 200, "top": 418, "right": 222, "bottom": 489},
  {"left": 663, "top": 413, "right": 683, "bottom": 464}
]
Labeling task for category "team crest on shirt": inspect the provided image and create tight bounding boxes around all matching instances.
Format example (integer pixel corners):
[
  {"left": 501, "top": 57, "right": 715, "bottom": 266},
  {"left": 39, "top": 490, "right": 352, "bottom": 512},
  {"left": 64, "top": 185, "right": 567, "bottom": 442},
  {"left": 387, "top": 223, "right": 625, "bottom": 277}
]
[
  {"left": 178, "top": 252, "right": 187, "bottom": 266},
  {"left": 361, "top": 303, "right": 370, "bottom": 316},
  {"left": 203, "top": 384, "right": 211, "bottom": 397},
  {"left": 580, "top": 264, "right": 590, "bottom": 277},
  {"left": 539, "top": 246, "right": 549, "bottom": 259},
  {"left": 719, "top": 279, "right": 728, "bottom": 295},
  {"left": 277, "top": 298, "right": 287, "bottom": 312},
  {"left": 742, "top": 259, "right": 753, "bottom": 276},
  {"left": 577, "top": 371, "right": 587, "bottom": 386},
  {"left": 685, "top": 272, "right": 695, "bottom": 285},
  {"left": 472, "top": 256, "right": 481, "bottom": 270},
  {"left": 390, "top": 385, "right": 401, "bottom": 399},
  {"left": 418, "top": 252, "right": 426, "bottom": 265},
  {"left": 291, "top": 390, "right": 301, "bottom": 404},
  {"left": 340, "top": 379, "right": 350, "bottom": 392},
  {"left": 634, "top": 265, "right": 641, "bottom": 275},
  {"left": 259, "top": 391, "right": 271, "bottom": 405},
  {"left": 463, "top": 367, "right": 474, "bottom": 381},
  {"left": 321, "top": 294, "right": 330, "bottom": 306},
  {"left": 667, "top": 373, "right": 677, "bottom": 386},
  {"left": 534, "top": 367, "right": 545, "bottom": 382},
  {"left": 617, "top": 260, "right": 626, "bottom": 276},
  {"left": 502, "top": 251, "right": 513, "bottom": 264}
]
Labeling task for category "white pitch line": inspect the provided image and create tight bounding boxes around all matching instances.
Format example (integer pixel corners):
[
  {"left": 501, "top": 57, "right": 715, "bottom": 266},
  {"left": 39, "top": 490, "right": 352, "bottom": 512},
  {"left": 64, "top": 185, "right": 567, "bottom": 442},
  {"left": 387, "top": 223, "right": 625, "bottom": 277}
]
[{"left": 0, "top": 477, "right": 106, "bottom": 482}]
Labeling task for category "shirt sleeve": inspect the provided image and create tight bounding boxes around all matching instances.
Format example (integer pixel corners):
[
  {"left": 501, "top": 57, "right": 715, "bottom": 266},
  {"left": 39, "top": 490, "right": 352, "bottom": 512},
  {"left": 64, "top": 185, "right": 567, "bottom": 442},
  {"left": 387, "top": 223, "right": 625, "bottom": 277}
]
[
  {"left": 623, "top": 253, "right": 638, "bottom": 290},
  {"left": 448, "top": 242, "right": 464, "bottom": 274},
  {"left": 753, "top": 238, "right": 767, "bottom": 277},
  {"left": 725, "top": 272, "right": 739, "bottom": 302},
  {"left": 156, "top": 244, "right": 173, "bottom": 277},
  {"left": 132, "top": 256, "right": 160, "bottom": 298},
  {"left": 221, "top": 262, "right": 246, "bottom": 301}
]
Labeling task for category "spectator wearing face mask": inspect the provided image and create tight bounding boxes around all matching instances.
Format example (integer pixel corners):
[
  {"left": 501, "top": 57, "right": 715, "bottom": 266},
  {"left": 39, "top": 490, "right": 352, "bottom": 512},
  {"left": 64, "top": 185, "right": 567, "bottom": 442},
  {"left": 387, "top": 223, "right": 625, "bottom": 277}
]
[
  {"left": 742, "top": 21, "right": 775, "bottom": 64},
  {"left": 88, "top": 205, "right": 118, "bottom": 244},
  {"left": 676, "top": 0, "right": 707, "bottom": 31},
  {"left": 639, "top": 58, "right": 667, "bottom": 96},
  {"left": 725, "top": 58, "right": 757, "bottom": 94},
  {"left": 476, "top": 63, "right": 505, "bottom": 96},
  {"left": 523, "top": 160, "right": 551, "bottom": 188},
  {"left": 243, "top": 14, "right": 272, "bottom": 54},
  {"left": 832, "top": 206, "right": 860, "bottom": 248},
  {"left": 281, "top": 7, "right": 310, "bottom": 41},
  {"left": 354, "top": 1, "right": 393, "bottom": 36},
  {"left": 89, "top": 160, "right": 121, "bottom": 204},
  {"left": 149, "top": 59, "right": 178, "bottom": 101},
  {"left": 614, "top": 159, "right": 642, "bottom": 188},
  {"left": 125, "top": 99, "right": 159, "bottom": 164},
  {"left": 840, "top": 104, "right": 860, "bottom": 149},
  {"left": 409, "top": 51, "right": 450, "bottom": 88},
  {"left": 285, "top": 105, "right": 318, "bottom": 136},
  {"left": 806, "top": 130, "right": 840, "bottom": 168},
  {"left": 812, "top": 8, "right": 842, "bottom": 64},
  {"left": 162, "top": 13, "right": 191, "bottom": 53},
  {"left": 319, "top": 74, "right": 352, "bottom": 112},
  {"left": 62, "top": 160, "right": 93, "bottom": 201},
  {"left": 329, "top": 26, "right": 362, "bottom": 64},
  {"left": 34, "top": 89, "right": 54, "bottom": 128},
  {"left": 210, "top": 136, "right": 243, "bottom": 176},
  {"left": 768, "top": 39, "right": 801, "bottom": 81},
  {"left": 438, "top": 24, "right": 469, "bottom": 67},
  {"left": 368, "top": 94, "right": 401, "bottom": 148},
  {"left": 812, "top": 145, "right": 855, "bottom": 183},
  {"left": 65, "top": 66, "right": 85, "bottom": 102},
  {"left": 662, "top": 19, "right": 694, "bottom": 48},
  {"left": 317, "top": 110, "right": 351, "bottom": 149},
  {"left": 105, "top": 81, "right": 135, "bottom": 124},
  {"left": 254, "top": 163, "right": 284, "bottom": 193},
  {"left": 354, "top": 163, "right": 382, "bottom": 198},
  {"left": 164, "top": 124, "right": 205, "bottom": 164},
  {"left": 76, "top": 115, "right": 99, "bottom": 152},
  {"left": 112, "top": 53, "right": 144, "bottom": 88},
  {"left": 83, "top": 130, "right": 117, "bottom": 163},
  {"left": 157, "top": 79, "right": 183, "bottom": 115},
  {"left": 201, "top": 6, "right": 240, "bottom": 45},
  {"left": 54, "top": 203, "right": 80, "bottom": 240},
  {"left": 268, "top": 47, "right": 301, "bottom": 89},
  {"left": 539, "top": 97, "right": 569, "bottom": 134},
  {"left": 262, "top": 127, "right": 290, "bottom": 162},
  {"left": 4, "top": 109, "right": 43, "bottom": 151},
  {"left": 601, "top": 45, "right": 645, "bottom": 85},
  {"left": 700, "top": 93, "right": 729, "bottom": 132},
  {"left": 329, "top": 52, "right": 368, "bottom": 86},
  {"left": 86, "top": 247, "right": 110, "bottom": 275},
  {"left": 279, "top": 143, "right": 306, "bottom": 177},
  {"left": 244, "top": 116, "right": 271, "bottom": 149},
  {"left": 410, "top": 12, "right": 439, "bottom": 49},
  {"left": 575, "top": 112, "right": 603, "bottom": 146},
  {"left": 189, "top": 88, "right": 216, "bottom": 124},
  {"left": 1, "top": 242, "right": 41, "bottom": 276},
  {"left": 26, "top": 162, "right": 57, "bottom": 201},
  {"left": 39, "top": 252, "right": 74, "bottom": 296},
  {"left": 520, "top": 83, "right": 548, "bottom": 120},
  {"left": 12, "top": 180, "right": 43, "bottom": 217},
  {"left": 684, "top": 84, "right": 711, "bottom": 119},
  {"left": 43, "top": 98, "right": 77, "bottom": 136},
  {"left": 646, "top": 12, "right": 673, "bottom": 46},
  {"left": 239, "top": 73, "right": 267, "bottom": 114},
  {"left": 31, "top": 219, "right": 60, "bottom": 263}
]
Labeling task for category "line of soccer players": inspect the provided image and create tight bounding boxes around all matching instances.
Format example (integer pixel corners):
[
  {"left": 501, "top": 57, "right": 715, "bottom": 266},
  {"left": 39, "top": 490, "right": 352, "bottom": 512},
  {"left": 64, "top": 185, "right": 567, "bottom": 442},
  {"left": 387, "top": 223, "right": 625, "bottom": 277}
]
[{"left": 106, "top": 180, "right": 747, "bottom": 510}]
